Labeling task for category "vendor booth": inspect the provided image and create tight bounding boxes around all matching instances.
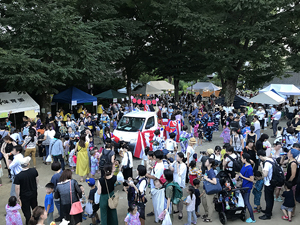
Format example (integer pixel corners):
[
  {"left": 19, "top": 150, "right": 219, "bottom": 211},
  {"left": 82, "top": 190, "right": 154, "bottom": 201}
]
[
  {"left": 259, "top": 84, "right": 300, "bottom": 96},
  {"left": 247, "top": 91, "right": 285, "bottom": 105}
]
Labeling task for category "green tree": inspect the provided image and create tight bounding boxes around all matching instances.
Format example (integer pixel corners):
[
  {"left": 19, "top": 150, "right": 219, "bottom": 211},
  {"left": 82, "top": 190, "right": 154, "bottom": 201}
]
[
  {"left": 0, "top": 0, "right": 121, "bottom": 118},
  {"left": 201, "top": 0, "right": 295, "bottom": 104}
]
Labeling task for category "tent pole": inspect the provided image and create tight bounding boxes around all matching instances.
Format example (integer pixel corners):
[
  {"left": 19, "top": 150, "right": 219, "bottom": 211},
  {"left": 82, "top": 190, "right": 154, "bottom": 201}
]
[{"left": 14, "top": 114, "right": 16, "bottom": 128}]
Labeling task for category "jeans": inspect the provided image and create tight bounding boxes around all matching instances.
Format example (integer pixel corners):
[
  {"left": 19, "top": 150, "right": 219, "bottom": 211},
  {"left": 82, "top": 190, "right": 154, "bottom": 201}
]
[
  {"left": 264, "top": 185, "right": 275, "bottom": 217},
  {"left": 272, "top": 120, "right": 279, "bottom": 136},
  {"left": 54, "top": 199, "right": 61, "bottom": 216},
  {"left": 53, "top": 154, "right": 65, "bottom": 170},
  {"left": 183, "top": 110, "right": 188, "bottom": 118},
  {"left": 21, "top": 194, "right": 38, "bottom": 225},
  {"left": 242, "top": 191, "right": 255, "bottom": 220},
  {"left": 45, "top": 145, "right": 50, "bottom": 157},
  {"left": 187, "top": 210, "right": 197, "bottom": 225}
]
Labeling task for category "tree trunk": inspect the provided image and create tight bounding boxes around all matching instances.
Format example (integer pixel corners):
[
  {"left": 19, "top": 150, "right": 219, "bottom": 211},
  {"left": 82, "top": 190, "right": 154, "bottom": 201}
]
[
  {"left": 126, "top": 68, "right": 132, "bottom": 104},
  {"left": 224, "top": 78, "right": 237, "bottom": 106},
  {"left": 174, "top": 78, "right": 179, "bottom": 102},
  {"left": 37, "top": 92, "right": 52, "bottom": 122},
  {"left": 168, "top": 76, "right": 172, "bottom": 84}
]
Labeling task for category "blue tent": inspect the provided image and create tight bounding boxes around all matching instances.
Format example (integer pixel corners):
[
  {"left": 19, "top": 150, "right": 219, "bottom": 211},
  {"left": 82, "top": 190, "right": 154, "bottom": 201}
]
[
  {"left": 270, "top": 89, "right": 287, "bottom": 100},
  {"left": 52, "top": 87, "right": 97, "bottom": 104}
]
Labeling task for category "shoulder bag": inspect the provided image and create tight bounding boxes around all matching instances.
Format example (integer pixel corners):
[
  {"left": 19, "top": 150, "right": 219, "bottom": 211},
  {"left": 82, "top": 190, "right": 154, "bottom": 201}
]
[
  {"left": 105, "top": 178, "right": 119, "bottom": 209},
  {"left": 69, "top": 180, "right": 83, "bottom": 215},
  {"left": 203, "top": 178, "right": 222, "bottom": 195}
]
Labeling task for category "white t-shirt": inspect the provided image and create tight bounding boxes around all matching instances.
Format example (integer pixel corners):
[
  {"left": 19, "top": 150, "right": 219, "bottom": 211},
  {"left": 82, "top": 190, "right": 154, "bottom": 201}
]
[
  {"left": 173, "top": 162, "right": 187, "bottom": 188},
  {"left": 165, "top": 139, "right": 176, "bottom": 152},
  {"left": 263, "top": 160, "right": 273, "bottom": 186},
  {"left": 150, "top": 161, "right": 164, "bottom": 189},
  {"left": 136, "top": 177, "right": 147, "bottom": 196},
  {"left": 186, "top": 146, "right": 195, "bottom": 163},
  {"left": 254, "top": 121, "right": 260, "bottom": 132},
  {"left": 186, "top": 194, "right": 196, "bottom": 212},
  {"left": 10, "top": 133, "right": 22, "bottom": 142},
  {"left": 256, "top": 110, "right": 266, "bottom": 120},
  {"left": 45, "top": 130, "right": 56, "bottom": 139},
  {"left": 225, "top": 153, "right": 237, "bottom": 171},
  {"left": 210, "top": 154, "right": 221, "bottom": 162}
]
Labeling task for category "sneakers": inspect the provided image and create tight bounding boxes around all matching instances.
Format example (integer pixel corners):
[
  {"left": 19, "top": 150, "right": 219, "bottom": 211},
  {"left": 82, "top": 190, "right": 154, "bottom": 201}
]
[
  {"left": 253, "top": 209, "right": 261, "bottom": 213},
  {"left": 191, "top": 221, "right": 197, "bottom": 225},
  {"left": 226, "top": 205, "right": 230, "bottom": 210},
  {"left": 282, "top": 216, "right": 288, "bottom": 220},
  {"left": 277, "top": 196, "right": 283, "bottom": 202},
  {"left": 246, "top": 218, "right": 256, "bottom": 223}
]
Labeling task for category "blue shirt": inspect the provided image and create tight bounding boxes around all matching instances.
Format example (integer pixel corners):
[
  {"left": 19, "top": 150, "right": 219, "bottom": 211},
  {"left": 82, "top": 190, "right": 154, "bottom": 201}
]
[
  {"left": 240, "top": 165, "right": 253, "bottom": 193},
  {"left": 206, "top": 168, "right": 216, "bottom": 179},
  {"left": 44, "top": 193, "right": 54, "bottom": 213},
  {"left": 50, "top": 170, "right": 63, "bottom": 191}
]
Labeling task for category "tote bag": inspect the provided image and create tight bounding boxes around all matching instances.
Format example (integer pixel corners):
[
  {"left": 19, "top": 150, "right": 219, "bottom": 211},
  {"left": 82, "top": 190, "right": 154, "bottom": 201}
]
[
  {"left": 203, "top": 178, "right": 222, "bottom": 195},
  {"left": 69, "top": 180, "right": 83, "bottom": 215},
  {"left": 105, "top": 178, "right": 119, "bottom": 209}
]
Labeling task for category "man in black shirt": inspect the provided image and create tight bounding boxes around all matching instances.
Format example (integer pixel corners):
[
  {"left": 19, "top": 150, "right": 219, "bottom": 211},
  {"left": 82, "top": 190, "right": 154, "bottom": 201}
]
[{"left": 14, "top": 156, "right": 39, "bottom": 225}]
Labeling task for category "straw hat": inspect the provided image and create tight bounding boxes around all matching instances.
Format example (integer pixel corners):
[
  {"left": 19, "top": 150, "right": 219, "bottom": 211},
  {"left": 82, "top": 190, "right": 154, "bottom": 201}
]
[
  {"left": 207, "top": 148, "right": 214, "bottom": 155},
  {"left": 295, "top": 115, "right": 299, "bottom": 119},
  {"left": 296, "top": 125, "right": 300, "bottom": 131},
  {"left": 189, "top": 137, "right": 197, "bottom": 144}
]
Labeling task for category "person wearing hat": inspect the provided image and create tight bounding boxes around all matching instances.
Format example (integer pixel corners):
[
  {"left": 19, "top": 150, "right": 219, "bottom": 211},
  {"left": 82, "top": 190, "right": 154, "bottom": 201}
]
[
  {"left": 86, "top": 178, "right": 101, "bottom": 224},
  {"left": 14, "top": 156, "right": 39, "bottom": 225},
  {"left": 186, "top": 137, "right": 196, "bottom": 167},
  {"left": 256, "top": 106, "right": 266, "bottom": 130}
]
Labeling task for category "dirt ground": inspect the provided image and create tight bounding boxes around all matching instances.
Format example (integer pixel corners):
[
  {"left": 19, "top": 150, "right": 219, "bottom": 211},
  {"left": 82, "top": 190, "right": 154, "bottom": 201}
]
[{"left": 0, "top": 120, "right": 298, "bottom": 225}]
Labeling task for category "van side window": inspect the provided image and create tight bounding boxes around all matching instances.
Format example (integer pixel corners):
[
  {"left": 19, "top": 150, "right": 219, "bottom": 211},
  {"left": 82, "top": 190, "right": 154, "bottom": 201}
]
[{"left": 145, "top": 116, "right": 155, "bottom": 129}]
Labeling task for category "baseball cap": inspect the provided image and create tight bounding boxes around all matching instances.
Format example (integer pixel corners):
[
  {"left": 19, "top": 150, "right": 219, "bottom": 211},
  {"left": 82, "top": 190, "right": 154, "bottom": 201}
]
[{"left": 86, "top": 178, "right": 95, "bottom": 186}]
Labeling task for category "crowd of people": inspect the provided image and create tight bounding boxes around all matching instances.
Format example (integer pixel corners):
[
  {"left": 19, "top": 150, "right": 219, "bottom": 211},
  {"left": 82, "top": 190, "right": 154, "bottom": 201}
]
[{"left": 1, "top": 92, "right": 300, "bottom": 225}]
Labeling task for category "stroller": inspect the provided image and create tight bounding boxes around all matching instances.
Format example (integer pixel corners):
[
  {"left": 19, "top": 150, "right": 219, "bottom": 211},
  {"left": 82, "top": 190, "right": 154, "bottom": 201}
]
[{"left": 214, "top": 171, "right": 249, "bottom": 224}]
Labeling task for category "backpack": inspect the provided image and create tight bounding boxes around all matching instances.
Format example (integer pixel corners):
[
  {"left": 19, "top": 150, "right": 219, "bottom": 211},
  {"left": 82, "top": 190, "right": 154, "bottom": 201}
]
[
  {"left": 165, "top": 182, "right": 183, "bottom": 205},
  {"left": 99, "top": 149, "right": 111, "bottom": 170},
  {"left": 227, "top": 154, "right": 243, "bottom": 172},
  {"left": 267, "top": 159, "right": 285, "bottom": 187}
]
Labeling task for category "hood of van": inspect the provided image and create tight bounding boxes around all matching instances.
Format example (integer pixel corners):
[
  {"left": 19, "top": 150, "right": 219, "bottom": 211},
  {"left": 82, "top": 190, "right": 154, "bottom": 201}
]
[{"left": 113, "top": 130, "right": 138, "bottom": 143}]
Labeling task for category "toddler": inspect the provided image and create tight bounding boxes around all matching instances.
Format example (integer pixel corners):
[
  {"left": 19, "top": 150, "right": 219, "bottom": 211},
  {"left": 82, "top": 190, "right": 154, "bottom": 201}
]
[
  {"left": 220, "top": 123, "right": 230, "bottom": 144},
  {"left": 124, "top": 204, "right": 141, "bottom": 225},
  {"left": 180, "top": 125, "right": 193, "bottom": 154},
  {"left": 184, "top": 186, "right": 197, "bottom": 225},
  {"left": 86, "top": 178, "right": 100, "bottom": 225},
  {"left": 90, "top": 150, "right": 98, "bottom": 178},
  {"left": 252, "top": 171, "right": 264, "bottom": 213},
  {"left": 44, "top": 183, "right": 54, "bottom": 225},
  {"left": 281, "top": 181, "right": 295, "bottom": 222},
  {"left": 188, "top": 160, "right": 202, "bottom": 186},
  {"left": 6, "top": 196, "right": 22, "bottom": 225},
  {"left": 68, "top": 148, "right": 77, "bottom": 171},
  {"left": 79, "top": 184, "right": 87, "bottom": 220}
]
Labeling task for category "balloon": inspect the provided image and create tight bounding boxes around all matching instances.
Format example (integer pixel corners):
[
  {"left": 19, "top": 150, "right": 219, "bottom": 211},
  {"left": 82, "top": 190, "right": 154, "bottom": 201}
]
[
  {"left": 147, "top": 100, "right": 151, "bottom": 105},
  {"left": 152, "top": 100, "right": 156, "bottom": 104},
  {"left": 156, "top": 98, "right": 159, "bottom": 102},
  {"left": 142, "top": 100, "right": 146, "bottom": 105},
  {"left": 132, "top": 98, "right": 136, "bottom": 103},
  {"left": 137, "top": 99, "right": 141, "bottom": 104},
  {"left": 131, "top": 96, "right": 134, "bottom": 99}
]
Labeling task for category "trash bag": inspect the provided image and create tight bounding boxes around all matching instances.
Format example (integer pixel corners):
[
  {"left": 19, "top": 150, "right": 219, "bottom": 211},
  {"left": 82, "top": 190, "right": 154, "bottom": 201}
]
[
  {"left": 162, "top": 212, "right": 172, "bottom": 225},
  {"left": 117, "top": 171, "right": 124, "bottom": 182}
]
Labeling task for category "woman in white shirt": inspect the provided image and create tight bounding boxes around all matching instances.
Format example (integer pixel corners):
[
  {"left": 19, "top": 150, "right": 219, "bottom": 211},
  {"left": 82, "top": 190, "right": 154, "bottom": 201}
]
[
  {"left": 42, "top": 124, "right": 56, "bottom": 165},
  {"left": 120, "top": 145, "right": 133, "bottom": 180},
  {"left": 186, "top": 137, "right": 196, "bottom": 167}
]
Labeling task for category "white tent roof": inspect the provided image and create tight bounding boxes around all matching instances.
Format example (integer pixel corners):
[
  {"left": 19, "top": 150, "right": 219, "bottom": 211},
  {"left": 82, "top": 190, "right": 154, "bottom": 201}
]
[
  {"left": 187, "top": 82, "right": 221, "bottom": 91},
  {"left": 132, "top": 84, "right": 163, "bottom": 95},
  {"left": 247, "top": 91, "right": 285, "bottom": 105},
  {"left": 0, "top": 92, "right": 40, "bottom": 114},
  {"left": 259, "top": 84, "right": 300, "bottom": 95},
  {"left": 118, "top": 83, "right": 141, "bottom": 94},
  {"left": 148, "top": 81, "right": 174, "bottom": 90}
]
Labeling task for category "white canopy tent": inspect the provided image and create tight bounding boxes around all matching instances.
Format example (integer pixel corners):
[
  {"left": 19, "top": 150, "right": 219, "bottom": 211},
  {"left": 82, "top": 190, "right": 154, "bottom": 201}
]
[
  {"left": 187, "top": 82, "right": 221, "bottom": 92},
  {"left": 0, "top": 92, "right": 40, "bottom": 114},
  {"left": 118, "top": 83, "right": 141, "bottom": 94},
  {"left": 148, "top": 81, "right": 174, "bottom": 91},
  {"left": 132, "top": 84, "right": 163, "bottom": 95},
  {"left": 260, "top": 84, "right": 300, "bottom": 96},
  {"left": 247, "top": 91, "right": 285, "bottom": 105}
]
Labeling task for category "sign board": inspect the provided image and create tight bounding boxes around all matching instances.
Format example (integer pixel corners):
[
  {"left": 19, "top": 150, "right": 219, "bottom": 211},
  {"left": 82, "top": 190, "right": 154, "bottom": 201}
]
[
  {"left": 113, "top": 98, "right": 117, "bottom": 103},
  {"left": 93, "top": 101, "right": 97, "bottom": 106},
  {"left": 71, "top": 100, "right": 77, "bottom": 106}
]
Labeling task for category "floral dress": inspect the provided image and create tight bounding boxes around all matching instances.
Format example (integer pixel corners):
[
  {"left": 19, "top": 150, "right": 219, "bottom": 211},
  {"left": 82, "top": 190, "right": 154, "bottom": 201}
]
[
  {"left": 220, "top": 127, "right": 231, "bottom": 143},
  {"left": 124, "top": 212, "right": 141, "bottom": 225},
  {"left": 90, "top": 155, "right": 98, "bottom": 175},
  {"left": 180, "top": 131, "right": 193, "bottom": 153},
  {"left": 6, "top": 204, "right": 22, "bottom": 225}
]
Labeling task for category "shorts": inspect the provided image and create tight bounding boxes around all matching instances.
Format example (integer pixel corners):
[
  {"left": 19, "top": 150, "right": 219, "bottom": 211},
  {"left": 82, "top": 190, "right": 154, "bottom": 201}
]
[{"left": 281, "top": 205, "right": 294, "bottom": 212}]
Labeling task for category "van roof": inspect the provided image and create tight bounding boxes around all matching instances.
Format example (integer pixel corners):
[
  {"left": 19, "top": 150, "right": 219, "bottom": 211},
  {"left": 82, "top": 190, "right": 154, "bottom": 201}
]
[{"left": 123, "top": 111, "right": 156, "bottom": 118}]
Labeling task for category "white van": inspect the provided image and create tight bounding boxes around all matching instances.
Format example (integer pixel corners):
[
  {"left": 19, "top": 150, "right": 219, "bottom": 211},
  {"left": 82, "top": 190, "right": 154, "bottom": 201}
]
[{"left": 113, "top": 111, "right": 158, "bottom": 151}]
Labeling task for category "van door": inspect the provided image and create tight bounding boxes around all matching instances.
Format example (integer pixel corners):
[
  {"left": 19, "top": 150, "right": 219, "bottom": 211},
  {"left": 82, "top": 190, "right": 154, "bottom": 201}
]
[{"left": 144, "top": 116, "right": 155, "bottom": 131}]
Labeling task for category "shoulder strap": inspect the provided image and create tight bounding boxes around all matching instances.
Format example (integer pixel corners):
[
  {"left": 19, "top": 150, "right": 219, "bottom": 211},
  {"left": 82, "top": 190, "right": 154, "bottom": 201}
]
[
  {"left": 104, "top": 178, "right": 111, "bottom": 198},
  {"left": 69, "top": 180, "right": 72, "bottom": 204}
]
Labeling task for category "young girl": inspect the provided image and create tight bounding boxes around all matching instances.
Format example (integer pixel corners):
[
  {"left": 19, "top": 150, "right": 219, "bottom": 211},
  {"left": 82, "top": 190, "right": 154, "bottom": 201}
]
[
  {"left": 68, "top": 148, "right": 77, "bottom": 171},
  {"left": 188, "top": 160, "right": 201, "bottom": 186},
  {"left": 184, "top": 186, "right": 197, "bottom": 225},
  {"left": 220, "top": 122, "right": 230, "bottom": 144},
  {"left": 124, "top": 204, "right": 141, "bottom": 225},
  {"left": 90, "top": 150, "right": 98, "bottom": 178},
  {"left": 252, "top": 171, "right": 264, "bottom": 213},
  {"left": 180, "top": 125, "right": 193, "bottom": 154},
  {"left": 6, "top": 196, "right": 22, "bottom": 225}
]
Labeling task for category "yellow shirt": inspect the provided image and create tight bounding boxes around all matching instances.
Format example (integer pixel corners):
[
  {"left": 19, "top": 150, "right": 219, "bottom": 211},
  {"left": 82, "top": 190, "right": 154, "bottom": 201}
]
[{"left": 97, "top": 105, "right": 103, "bottom": 114}]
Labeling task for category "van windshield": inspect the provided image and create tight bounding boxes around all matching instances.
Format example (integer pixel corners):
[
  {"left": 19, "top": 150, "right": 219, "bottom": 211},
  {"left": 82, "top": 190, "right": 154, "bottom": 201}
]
[{"left": 116, "top": 116, "right": 146, "bottom": 132}]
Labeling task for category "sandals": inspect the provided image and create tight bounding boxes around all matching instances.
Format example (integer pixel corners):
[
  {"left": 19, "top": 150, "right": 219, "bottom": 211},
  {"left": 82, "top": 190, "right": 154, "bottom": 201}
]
[
  {"left": 203, "top": 219, "right": 212, "bottom": 222},
  {"left": 173, "top": 210, "right": 179, "bottom": 214},
  {"left": 201, "top": 215, "right": 208, "bottom": 219}
]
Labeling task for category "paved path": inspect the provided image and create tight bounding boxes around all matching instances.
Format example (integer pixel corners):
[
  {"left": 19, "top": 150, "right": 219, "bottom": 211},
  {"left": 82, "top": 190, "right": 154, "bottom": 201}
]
[{"left": 0, "top": 120, "right": 298, "bottom": 225}]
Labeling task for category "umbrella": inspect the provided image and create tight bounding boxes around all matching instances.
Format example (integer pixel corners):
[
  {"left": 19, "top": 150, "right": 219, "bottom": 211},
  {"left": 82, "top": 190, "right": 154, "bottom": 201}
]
[{"left": 95, "top": 89, "right": 127, "bottom": 99}]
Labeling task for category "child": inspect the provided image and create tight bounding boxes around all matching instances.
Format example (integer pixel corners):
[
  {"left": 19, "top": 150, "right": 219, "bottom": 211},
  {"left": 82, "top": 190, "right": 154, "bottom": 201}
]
[
  {"left": 0, "top": 160, "right": 3, "bottom": 186},
  {"left": 68, "top": 148, "right": 76, "bottom": 171},
  {"left": 197, "top": 124, "right": 204, "bottom": 146},
  {"left": 152, "top": 129, "right": 164, "bottom": 152},
  {"left": 37, "top": 131, "right": 46, "bottom": 162},
  {"left": 165, "top": 132, "right": 177, "bottom": 154},
  {"left": 180, "top": 125, "right": 193, "bottom": 154},
  {"left": 63, "top": 135, "right": 70, "bottom": 163},
  {"left": 151, "top": 179, "right": 165, "bottom": 223},
  {"left": 86, "top": 178, "right": 100, "bottom": 225},
  {"left": 281, "top": 181, "right": 295, "bottom": 222},
  {"left": 124, "top": 204, "right": 141, "bottom": 225},
  {"left": 184, "top": 186, "right": 197, "bottom": 225},
  {"left": 90, "top": 150, "right": 98, "bottom": 178},
  {"left": 44, "top": 183, "right": 54, "bottom": 225},
  {"left": 6, "top": 196, "right": 22, "bottom": 225},
  {"left": 252, "top": 171, "right": 264, "bottom": 213},
  {"left": 220, "top": 122, "right": 231, "bottom": 144},
  {"left": 193, "top": 179, "right": 202, "bottom": 218},
  {"left": 59, "top": 122, "right": 67, "bottom": 137},
  {"left": 79, "top": 184, "right": 87, "bottom": 220},
  {"left": 188, "top": 160, "right": 202, "bottom": 186}
]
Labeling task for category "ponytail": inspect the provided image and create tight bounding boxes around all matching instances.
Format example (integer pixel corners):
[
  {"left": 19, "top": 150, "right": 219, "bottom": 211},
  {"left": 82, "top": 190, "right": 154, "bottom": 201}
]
[{"left": 28, "top": 206, "right": 45, "bottom": 225}]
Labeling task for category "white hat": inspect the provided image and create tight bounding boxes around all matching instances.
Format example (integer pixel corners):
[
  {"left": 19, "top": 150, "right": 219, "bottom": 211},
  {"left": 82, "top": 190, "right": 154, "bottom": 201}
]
[{"left": 20, "top": 156, "right": 31, "bottom": 166}]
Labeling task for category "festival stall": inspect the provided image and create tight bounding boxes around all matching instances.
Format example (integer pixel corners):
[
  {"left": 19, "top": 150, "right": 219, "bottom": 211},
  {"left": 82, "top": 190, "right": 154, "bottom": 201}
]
[
  {"left": 259, "top": 84, "right": 300, "bottom": 96},
  {"left": 132, "top": 84, "right": 163, "bottom": 95},
  {"left": 95, "top": 89, "right": 128, "bottom": 99},
  {"left": 247, "top": 91, "right": 285, "bottom": 105},
  {"left": 148, "top": 80, "right": 174, "bottom": 91},
  {"left": 187, "top": 82, "right": 221, "bottom": 92},
  {"left": 215, "top": 95, "right": 248, "bottom": 109}
]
